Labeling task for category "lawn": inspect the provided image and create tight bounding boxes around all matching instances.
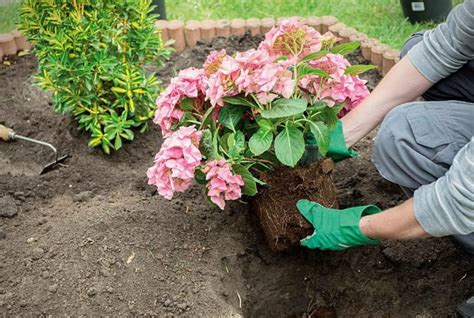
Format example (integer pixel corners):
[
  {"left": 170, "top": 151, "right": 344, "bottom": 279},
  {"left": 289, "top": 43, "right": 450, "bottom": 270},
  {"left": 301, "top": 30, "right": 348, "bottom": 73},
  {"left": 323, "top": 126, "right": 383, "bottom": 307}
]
[
  {"left": 0, "top": 0, "right": 464, "bottom": 48},
  {"left": 0, "top": 2, "right": 20, "bottom": 34},
  {"left": 167, "top": 0, "right": 464, "bottom": 48}
]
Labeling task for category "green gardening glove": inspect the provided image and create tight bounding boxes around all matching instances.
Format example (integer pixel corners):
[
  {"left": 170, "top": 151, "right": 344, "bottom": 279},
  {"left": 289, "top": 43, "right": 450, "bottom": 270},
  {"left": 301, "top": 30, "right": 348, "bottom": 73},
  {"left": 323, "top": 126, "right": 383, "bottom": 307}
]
[
  {"left": 327, "top": 120, "right": 358, "bottom": 162},
  {"left": 304, "top": 120, "right": 358, "bottom": 163},
  {"left": 296, "top": 199, "right": 381, "bottom": 251}
]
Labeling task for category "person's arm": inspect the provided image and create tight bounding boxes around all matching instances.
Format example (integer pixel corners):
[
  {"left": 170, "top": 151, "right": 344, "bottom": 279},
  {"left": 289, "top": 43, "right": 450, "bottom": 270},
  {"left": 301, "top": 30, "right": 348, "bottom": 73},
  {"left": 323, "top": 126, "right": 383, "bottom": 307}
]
[
  {"left": 359, "top": 198, "right": 430, "bottom": 240},
  {"left": 342, "top": 58, "right": 432, "bottom": 147},
  {"left": 297, "top": 141, "right": 473, "bottom": 250},
  {"left": 343, "top": 0, "right": 474, "bottom": 147}
]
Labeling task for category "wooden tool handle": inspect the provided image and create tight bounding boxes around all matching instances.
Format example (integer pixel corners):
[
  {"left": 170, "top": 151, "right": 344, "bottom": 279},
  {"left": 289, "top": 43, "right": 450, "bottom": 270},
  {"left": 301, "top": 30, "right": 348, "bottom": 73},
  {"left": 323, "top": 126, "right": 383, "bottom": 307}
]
[{"left": 0, "top": 125, "right": 13, "bottom": 141}]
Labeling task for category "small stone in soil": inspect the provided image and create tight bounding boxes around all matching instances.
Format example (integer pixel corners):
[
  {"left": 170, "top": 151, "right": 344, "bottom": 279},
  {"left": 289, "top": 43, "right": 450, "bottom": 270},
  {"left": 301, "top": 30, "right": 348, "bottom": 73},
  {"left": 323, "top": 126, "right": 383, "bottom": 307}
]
[
  {"left": 14, "top": 192, "right": 25, "bottom": 201},
  {"left": 87, "top": 287, "right": 97, "bottom": 297},
  {"left": 27, "top": 237, "right": 36, "bottom": 244},
  {"left": 100, "top": 269, "right": 111, "bottom": 277},
  {"left": 48, "top": 284, "right": 58, "bottom": 293},
  {"left": 0, "top": 196, "right": 18, "bottom": 218},
  {"left": 73, "top": 191, "right": 94, "bottom": 203},
  {"left": 31, "top": 247, "right": 45, "bottom": 260}
]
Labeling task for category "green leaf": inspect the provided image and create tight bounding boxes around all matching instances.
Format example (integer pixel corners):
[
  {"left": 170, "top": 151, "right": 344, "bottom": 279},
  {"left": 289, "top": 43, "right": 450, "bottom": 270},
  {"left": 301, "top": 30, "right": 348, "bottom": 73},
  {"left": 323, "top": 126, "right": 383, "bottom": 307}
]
[
  {"left": 228, "top": 131, "right": 245, "bottom": 158},
  {"left": 101, "top": 141, "right": 111, "bottom": 154},
  {"left": 344, "top": 64, "right": 377, "bottom": 75},
  {"left": 219, "top": 132, "right": 232, "bottom": 153},
  {"left": 297, "top": 63, "right": 330, "bottom": 79},
  {"left": 200, "top": 129, "right": 214, "bottom": 159},
  {"left": 256, "top": 117, "right": 273, "bottom": 131},
  {"left": 232, "top": 165, "right": 257, "bottom": 196},
  {"left": 274, "top": 124, "right": 305, "bottom": 167},
  {"left": 249, "top": 128, "right": 273, "bottom": 156},
  {"left": 275, "top": 55, "right": 289, "bottom": 62},
  {"left": 223, "top": 96, "right": 256, "bottom": 108},
  {"left": 261, "top": 98, "right": 307, "bottom": 119},
  {"left": 308, "top": 121, "right": 330, "bottom": 156},
  {"left": 88, "top": 137, "right": 102, "bottom": 148},
  {"left": 330, "top": 42, "right": 360, "bottom": 55},
  {"left": 194, "top": 168, "right": 207, "bottom": 185},
  {"left": 114, "top": 134, "right": 123, "bottom": 150},
  {"left": 300, "top": 50, "right": 329, "bottom": 63},
  {"left": 179, "top": 97, "right": 194, "bottom": 111},
  {"left": 218, "top": 105, "right": 246, "bottom": 132},
  {"left": 122, "top": 128, "right": 134, "bottom": 140},
  {"left": 200, "top": 106, "right": 216, "bottom": 128},
  {"left": 308, "top": 103, "right": 339, "bottom": 129}
]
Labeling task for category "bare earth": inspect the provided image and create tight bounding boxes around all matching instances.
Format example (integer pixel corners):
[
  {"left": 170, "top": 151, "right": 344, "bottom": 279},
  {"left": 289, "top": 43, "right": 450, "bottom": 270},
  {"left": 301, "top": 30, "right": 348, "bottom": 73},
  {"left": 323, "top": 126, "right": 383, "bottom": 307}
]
[{"left": 1, "top": 35, "right": 472, "bottom": 317}]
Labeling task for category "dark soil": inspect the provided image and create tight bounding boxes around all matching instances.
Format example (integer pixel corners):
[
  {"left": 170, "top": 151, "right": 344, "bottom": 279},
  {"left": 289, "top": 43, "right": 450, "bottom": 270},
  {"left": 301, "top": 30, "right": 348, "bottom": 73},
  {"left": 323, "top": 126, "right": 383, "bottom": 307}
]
[
  {"left": 252, "top": 159, "right": 338, "bottom": 252},
  {"left": 1, "top": 34, "right": 473, "bottom": 317}
]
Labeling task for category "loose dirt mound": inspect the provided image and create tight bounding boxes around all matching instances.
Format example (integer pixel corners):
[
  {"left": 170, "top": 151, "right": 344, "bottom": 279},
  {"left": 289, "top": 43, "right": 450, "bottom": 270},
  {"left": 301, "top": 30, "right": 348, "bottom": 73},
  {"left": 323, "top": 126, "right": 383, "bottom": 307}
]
[{"left": 1, "top": 34, "right": 472, "bottom": 317}]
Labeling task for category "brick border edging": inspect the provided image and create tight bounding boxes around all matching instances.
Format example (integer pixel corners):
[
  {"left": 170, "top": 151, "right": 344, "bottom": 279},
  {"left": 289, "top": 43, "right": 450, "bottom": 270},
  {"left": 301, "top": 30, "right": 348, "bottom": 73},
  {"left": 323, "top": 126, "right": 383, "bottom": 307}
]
[
  {"left": 0, "top": 16, "right": 400, "bottom": 76},
  {"left": 0, "top": 29, "right": 32, "bottom": 61}
]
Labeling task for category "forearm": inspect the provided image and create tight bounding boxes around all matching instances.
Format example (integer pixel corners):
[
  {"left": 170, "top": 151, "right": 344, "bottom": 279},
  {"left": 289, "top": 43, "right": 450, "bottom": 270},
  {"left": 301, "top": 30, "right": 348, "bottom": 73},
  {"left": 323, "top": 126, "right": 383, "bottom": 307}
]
[
  {"left": 342, "top": 56, "right": 433, "bottom": 147},
  {"left": 359, "top": 198, "right": 430, "bottom": 240}
]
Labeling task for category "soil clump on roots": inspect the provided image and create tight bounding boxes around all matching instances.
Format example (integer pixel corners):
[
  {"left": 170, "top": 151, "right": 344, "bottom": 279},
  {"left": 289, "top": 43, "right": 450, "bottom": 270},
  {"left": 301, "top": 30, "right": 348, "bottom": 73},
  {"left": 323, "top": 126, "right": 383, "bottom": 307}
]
[{"left": 252, "top": 159, "right": 338, "bottom": 252}]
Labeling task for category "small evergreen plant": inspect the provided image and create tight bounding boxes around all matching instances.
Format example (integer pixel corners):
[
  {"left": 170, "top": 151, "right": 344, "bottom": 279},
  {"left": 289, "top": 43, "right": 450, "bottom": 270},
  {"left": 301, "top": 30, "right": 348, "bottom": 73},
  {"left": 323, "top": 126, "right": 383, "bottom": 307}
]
[{"left": 19, "top": 0, "right": 172, "bottom": 153}]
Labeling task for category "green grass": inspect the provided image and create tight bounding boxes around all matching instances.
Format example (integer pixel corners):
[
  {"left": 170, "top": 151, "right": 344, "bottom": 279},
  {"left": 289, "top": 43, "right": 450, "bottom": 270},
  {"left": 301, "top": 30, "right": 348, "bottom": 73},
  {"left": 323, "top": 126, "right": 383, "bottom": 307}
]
[
  {"left": 0, "top": 0, "right": 465, "bottom": 48},
  {"left": 0, "top": 2, "right": 20, "bottom": 33},
  {"left": 167, "top": 0, "right": 441, "bottom": 48}
]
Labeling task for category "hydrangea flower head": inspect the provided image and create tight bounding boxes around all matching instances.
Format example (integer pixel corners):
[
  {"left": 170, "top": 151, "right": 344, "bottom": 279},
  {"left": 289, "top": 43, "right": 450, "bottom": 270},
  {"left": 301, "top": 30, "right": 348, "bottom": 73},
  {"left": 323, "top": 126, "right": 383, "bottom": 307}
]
[
  {"left": 153, "top": 67, "right": 206, "bottom": 136},
  {"left": 204, "top": 49, "right": 227, "bottom": 77},
  {"left": 259, "top": 17, "right": 322, "bottom": 59},
  {"left": 147, "top": 126, "right": 203, "bottom": 199},
  {"left": 203, "top": 159, "right": 244, "bottom": 210}
]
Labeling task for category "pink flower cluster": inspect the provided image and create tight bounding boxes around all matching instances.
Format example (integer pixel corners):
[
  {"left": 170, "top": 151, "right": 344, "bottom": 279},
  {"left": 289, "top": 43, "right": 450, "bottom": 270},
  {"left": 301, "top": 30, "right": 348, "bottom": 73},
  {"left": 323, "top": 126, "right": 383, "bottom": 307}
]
[
  {"left": 154, "top": 68, "right": 206, "bottom": 136},
  {"left": 299, "top": 53, "right": 369, "bottom": 116},
  {"left": 147, "top": 126, "right": 202, "bottom": 199},
  {"left": 205, "top": 48, "right": 295, "bottom": 106},
  {"left": 204, "top": 159, "right": 244, "bottom": 210},
  {"left": 258, "top": 17, "right": 322, "bottom": 59}
]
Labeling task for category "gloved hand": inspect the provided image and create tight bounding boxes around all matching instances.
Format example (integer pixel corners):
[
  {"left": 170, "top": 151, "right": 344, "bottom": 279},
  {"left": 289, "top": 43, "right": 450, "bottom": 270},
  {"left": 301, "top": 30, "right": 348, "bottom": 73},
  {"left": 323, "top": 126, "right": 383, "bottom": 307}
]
[
  {"left": 296, "top": 199, "right": 381, "bottom": 251},
  {"left": 304, "top": 120, "right": 358, "bottom": 163},
  {"left": 327, "top": 120, "right": 358, "bottom": 162}
]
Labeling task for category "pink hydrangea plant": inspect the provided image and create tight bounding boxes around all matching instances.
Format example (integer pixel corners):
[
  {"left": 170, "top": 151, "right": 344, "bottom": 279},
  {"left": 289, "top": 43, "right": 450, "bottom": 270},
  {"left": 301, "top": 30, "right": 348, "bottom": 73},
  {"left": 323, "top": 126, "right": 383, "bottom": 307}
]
[{"left": 148, "top": 18, "right": 374, "bottom": 209}]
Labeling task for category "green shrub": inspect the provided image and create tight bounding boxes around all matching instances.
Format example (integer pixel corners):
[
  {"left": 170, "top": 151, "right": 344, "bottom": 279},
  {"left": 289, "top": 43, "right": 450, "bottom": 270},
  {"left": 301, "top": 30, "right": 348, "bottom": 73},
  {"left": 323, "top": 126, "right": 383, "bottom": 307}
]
[{"left": 19, "top": 0, "right": 172, "bottom": 153}]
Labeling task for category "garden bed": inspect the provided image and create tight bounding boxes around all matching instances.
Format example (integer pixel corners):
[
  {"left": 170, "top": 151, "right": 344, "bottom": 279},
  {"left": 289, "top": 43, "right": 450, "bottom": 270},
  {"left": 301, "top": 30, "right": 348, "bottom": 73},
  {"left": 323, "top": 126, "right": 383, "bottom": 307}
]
[{"left": 1, "top": 34, "right": 472, "bottom": 317}]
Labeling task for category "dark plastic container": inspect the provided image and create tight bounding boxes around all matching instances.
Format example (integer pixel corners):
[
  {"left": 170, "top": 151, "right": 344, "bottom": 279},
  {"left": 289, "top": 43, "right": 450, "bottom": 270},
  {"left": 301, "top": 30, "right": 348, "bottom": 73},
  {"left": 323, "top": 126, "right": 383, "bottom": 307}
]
[
  {"left": 400, "top": 0, "right": 452, "bottom": 23},
  {"left": 151, "top": 0, "right": 166, "bottom": 20}
]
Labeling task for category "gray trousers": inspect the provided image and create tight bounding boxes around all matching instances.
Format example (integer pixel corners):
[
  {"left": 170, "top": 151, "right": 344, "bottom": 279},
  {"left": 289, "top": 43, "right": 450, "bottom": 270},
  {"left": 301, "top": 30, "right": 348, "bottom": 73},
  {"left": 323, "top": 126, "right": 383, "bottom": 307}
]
[{"left": 372, "top": 32, "right": 474, "bottom": 253}]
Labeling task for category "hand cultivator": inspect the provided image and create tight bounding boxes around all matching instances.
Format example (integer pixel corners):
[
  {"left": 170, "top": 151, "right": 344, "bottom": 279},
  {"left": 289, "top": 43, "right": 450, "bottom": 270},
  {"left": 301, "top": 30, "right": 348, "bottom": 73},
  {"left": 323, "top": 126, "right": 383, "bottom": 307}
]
[{"left": 0, "top": 124, "right": 70, "bottom": 174}]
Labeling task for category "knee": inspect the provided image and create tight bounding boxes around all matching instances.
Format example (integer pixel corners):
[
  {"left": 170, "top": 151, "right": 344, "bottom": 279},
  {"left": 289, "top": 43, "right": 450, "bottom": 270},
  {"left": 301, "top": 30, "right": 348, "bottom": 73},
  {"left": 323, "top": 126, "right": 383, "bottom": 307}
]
[
  {"left": 373, "top": 104, "right": 411, "bottom": 158},
  {"left": 400, "top": 30, "right": 427, "bottom": 58}
]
